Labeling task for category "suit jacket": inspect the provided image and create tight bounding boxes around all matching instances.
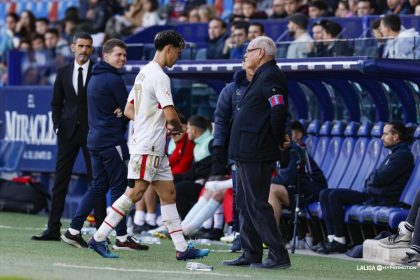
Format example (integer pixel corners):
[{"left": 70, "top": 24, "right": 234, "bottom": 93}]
[
  {"left": 51, "top": 61, "right": 93, "bottom": 140},
  {"left": 228, "top": 60, "right": 288, "bottom": 162}
]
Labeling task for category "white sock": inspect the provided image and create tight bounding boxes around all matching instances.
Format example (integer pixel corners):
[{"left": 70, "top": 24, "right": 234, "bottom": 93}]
[
  {"left": 116, "top": 234, "right": 128, "bottom": 242},
  {"left": 182, "top": 199, "right": 220, "bottom": 235},
  {"left": 182, "top": 197, "right": 208, "bottom": 225},
  {"left": 94, "top": 195, "right": 133, "bottom": 242},
  {"left": 213, "top": 205, "right": 224, "bottom": 229},
  {"left": 161, "top": 204, "right": 188, "bottom": 252},
  {"left": 205, "top": 179, "right": 233, "bottom": 192},
  {"left": 134, "top": 210, "right": 145, "bottom": 226},
  {"left": 327, "top": 235, "right": 335, "bottom": 242},
  {"left": 399, "top": 221, "right": 412, "bottom": 234},
  {"left": 202, "top": 217, "right": 213, "bottom": 229},
  {"left": 333, "top": 236, "right": 346, "bottom": 245},
  {"left": 146, "top": 212, "right": 157, "bottom": 226},
  {"left": 69, "top": 228, "right": 80, "bottom": 235}
]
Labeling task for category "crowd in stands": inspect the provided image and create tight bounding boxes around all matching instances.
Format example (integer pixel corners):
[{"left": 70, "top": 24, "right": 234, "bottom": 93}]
[{"left": 1, "top": 0, "right": 420, "bottom": 85}]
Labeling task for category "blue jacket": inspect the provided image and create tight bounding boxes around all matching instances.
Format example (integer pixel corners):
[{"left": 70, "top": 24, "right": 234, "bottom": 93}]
[
  {"left": 213, "top": 69, "right": 249, "bottom": 147},
  {"left": 228, "top": 60, "right": 288, "bottom": 162},
  {"left": 87, "top": 61, "right": 128, "bottom": 150},
  {"left": 364, "top": 142, "right": 414, "bottom": 203}
]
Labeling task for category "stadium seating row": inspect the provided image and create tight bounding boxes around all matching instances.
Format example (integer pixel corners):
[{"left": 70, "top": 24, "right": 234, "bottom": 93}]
[{"left": 302, "top": 120, "right": 419, "bottom": 233}]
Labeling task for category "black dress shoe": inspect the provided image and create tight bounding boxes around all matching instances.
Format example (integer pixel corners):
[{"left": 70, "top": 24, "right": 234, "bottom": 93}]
[
  {"left": 31, "top": 230, "right": 61, "bottom": 241},
  {"left": 250, "top": 256, "right": 291, "bottom": 269},
  {"left": 222, "top": 255, "right": 259, "bottom": 266},
  {"left": 317, "top": 240, "right": 347, "bottom": 254}
]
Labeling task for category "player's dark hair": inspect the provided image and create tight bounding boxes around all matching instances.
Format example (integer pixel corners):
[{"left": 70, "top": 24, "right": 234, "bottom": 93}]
[
  {"left": 154, "top": 30, "right": 185, "bottom": 51},
  {"left": 72, "top": 32, "right": 92, "bottom": 44},
  {"left": 387, "top": 121, "right": 413, "bottom": 144}
]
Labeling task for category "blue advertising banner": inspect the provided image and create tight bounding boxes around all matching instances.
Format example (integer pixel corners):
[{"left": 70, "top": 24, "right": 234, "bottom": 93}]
[{"left": 0, "top": 86, "right": 87, "bottom": 173}]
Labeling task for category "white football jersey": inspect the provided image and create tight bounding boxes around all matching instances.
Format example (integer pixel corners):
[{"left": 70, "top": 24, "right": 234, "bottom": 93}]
[{"left": 128, "top": 61, "right": 174, "bottom": 156}]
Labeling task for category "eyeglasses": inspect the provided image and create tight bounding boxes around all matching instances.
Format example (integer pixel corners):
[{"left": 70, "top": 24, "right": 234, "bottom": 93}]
[{"left": 246, "top": 48, "right": 261, "bottom": 53}]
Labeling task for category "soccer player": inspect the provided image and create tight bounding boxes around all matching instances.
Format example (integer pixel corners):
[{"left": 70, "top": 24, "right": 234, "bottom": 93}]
[{"left": 88, "top": 30, "right": 210, "bottom": 260}]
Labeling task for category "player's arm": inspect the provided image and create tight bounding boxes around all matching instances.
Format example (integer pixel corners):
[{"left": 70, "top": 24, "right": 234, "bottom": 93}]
[
  {"left": 124, "top": 100, "right": 134, "bottom": 120},
  {"left": 163, "top": 105, "right": 183, "bottom": 134}
]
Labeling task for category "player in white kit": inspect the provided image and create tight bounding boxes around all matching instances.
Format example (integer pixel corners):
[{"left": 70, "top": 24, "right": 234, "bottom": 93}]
[{"left": 88, "top": 30, "right": 210, "bottom": 260}]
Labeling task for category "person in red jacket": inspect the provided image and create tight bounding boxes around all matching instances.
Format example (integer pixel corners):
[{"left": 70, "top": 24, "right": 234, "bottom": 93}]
[{"left": 169, "top": 114, "right": 195, "bottom": 176}]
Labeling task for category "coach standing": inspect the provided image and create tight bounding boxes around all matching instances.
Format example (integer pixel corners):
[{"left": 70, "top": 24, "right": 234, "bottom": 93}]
[
  {"left": 223, "top": 36, "right": 291, "bottom": 269},
  {"left": 32, "top": 33, "right": 106, "bottom": 241}
]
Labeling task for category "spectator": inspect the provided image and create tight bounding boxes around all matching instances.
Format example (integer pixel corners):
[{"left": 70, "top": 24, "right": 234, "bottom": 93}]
[
  {"left": 371, "top": 18, "right": 383, "bottom": 39},
  {"left": 104, "top": 0, "right": 143, "bottom": 39},
  {"left": 385, "top": 0, "right": 411, "bottom": 14},
  {"left": 269, "top": 121, "right": 327, "bottom": 226},
  {"left": 18, "top": 38, "right": 32, "bottom": 52},
  {"left": 380, "top": 14, "right": 420, "bottom": 59},
  {"left": 229, "top": 1, "right": 245, "bottom": 22},
  {"left": 378, "top": 189, "right": 420, "bottom": 266},
  {"left": 188, "top": 8, "right": 201, "bottom": 23},
  {"left": 141, "top": 0, "right": 160, "bottom": 27},
  {"left": 45, "top": 28, "right": 72, "bottom": 60},
  {"left": 307, "top": 20, "right": 328, "bottom": 57},
  {"left": 229, "top": 22, "right": 250, "bottom": 59},
  {"left": 62, "top": 17, "right": 79, "bottom": 42},
  {"left": 286, "top": 13, "right": 313, "bottom": 58},
  {"left": 5, "top": 13, "right": 19, "bottom": 36},
  {"left": 1, "top": 13, "right": 19, "bottom": 55},
  {"left": 35, "top": 18, "right": 50, "bottom": 36},
  {"left": 31, "top": 34, "right": 46, "bottom": 51},
  {"left": 322, "top": 20, "right": 354, "bottom": 57},
  {"left": 206, "top": 18, "right": 229, "bottom": 59},
  {"left": 308, "top": 0, "right": 332, "bottom": 18},
  {"left": 335, "top": 0, "right": 354, "bottom": 17},
  {"left": 248, "top": 22, "right": 265, "bottom": 40},
  {"left": 242, "top": 0, "right": 268, "bottom": 20},
  {"left": 316, "top": 121, "right": 414, "bottom": 254},
  {"left": 284, "top": 0, "right": 302, "bottom": 15},
  {"left": 83, "top": 0, "right": 116, "bottom": 33},
  {"left": 270, "top": 0, "right": 288, "bottom": 18},
  {"left": 15, "top": 10, "right": 36, "bottom": 41},
  {"left": 178, "top": 12, "right": 189, "bottom": 23},
  {"left": 198, "top": 5, "right": 215, "bottom": 22},
  {"left": 356, "top": 0, "right": 375, "bottom": 16},
  {"left": 409, "top": 0, "right": 420, "bottom": 13}
]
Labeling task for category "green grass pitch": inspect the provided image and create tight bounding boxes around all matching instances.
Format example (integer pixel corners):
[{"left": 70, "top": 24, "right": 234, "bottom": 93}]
[{"left": 0, "top": 212, "right": 417, "bottom": 280}]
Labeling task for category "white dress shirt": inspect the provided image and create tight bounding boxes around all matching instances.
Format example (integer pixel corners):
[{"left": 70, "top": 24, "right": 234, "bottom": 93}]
[{"left": 72, "top": 60, "right": 90, "bottom": 95}]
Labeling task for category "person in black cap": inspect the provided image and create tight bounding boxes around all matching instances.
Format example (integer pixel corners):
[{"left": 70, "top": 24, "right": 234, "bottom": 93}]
[{"left": 286, "top": 13, "right": 313, "bottom": 58}]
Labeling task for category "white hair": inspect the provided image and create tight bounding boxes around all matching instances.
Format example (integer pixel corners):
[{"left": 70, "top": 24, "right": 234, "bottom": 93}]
[{"left": 252, "top": 36, "right": 277, "bottom": 58}]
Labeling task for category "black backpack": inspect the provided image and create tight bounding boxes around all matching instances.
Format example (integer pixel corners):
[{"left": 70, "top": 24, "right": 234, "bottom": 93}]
[{"left": 0, "top": 178, "right": 49, "bottom": 214}]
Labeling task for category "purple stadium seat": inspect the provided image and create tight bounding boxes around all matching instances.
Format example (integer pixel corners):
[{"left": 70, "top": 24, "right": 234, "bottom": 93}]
[
  {"left": 313, "top": 121, "right": 333, "bottom": 167},
  {"left": 305, "top": 120, "right": 322, "bottom": 157}
]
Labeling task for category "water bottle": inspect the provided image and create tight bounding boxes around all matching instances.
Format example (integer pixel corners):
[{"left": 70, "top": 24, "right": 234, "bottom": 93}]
[
  {"left": 138, "top": 236, "right": 161, "bottom": 245},
  {"left": 186, "top": 262, "right": 213, "bottom": 271}
]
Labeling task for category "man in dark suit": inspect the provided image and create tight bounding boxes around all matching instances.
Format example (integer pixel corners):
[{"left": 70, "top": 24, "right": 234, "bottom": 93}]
[
  {"left": 222, "top": 36, "right": 291, "bottom": 269},
  {"left": 32, "top": 32, "right": 106, "bottom": 241}
]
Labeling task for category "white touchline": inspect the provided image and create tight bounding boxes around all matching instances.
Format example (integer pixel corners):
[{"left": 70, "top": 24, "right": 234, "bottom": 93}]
[
  {"left": 0, "top": 224, "right": 48, "bottom": 231},
  {"left": 53, "top": 263, "right": 251, "bottom": 278}
]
